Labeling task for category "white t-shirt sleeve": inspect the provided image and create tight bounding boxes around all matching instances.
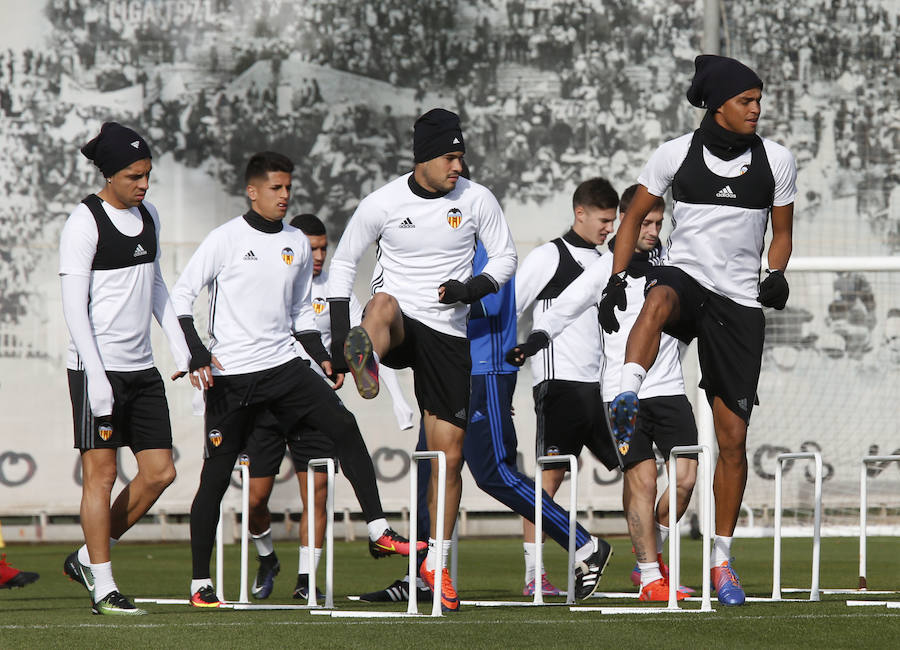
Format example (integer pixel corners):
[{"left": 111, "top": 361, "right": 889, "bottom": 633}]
[
  {"left": 349, "top": 293, "right": 365, "bottom": 326},
  {"left": 328, "top": 195, "right": 386, "bottom": 299},
  {"left": 514, "top": 243, "right": 559, "bottom": 318},
  {"left": 290, "top": 238, "right": 318, "bottom": 334},
  {"left": 533, "top": 255, "right": 610, "bottom": 339},
  {"left": 152, "top": 261, "right": 191, "bottom": 373},
  {"left": 766, "top": 141, "right": 799, "bottom": 207},
  {"left": 171, "top": 229, "right": 227, "bottom": 317},
  {"left": 58, "top": 206, "right": 98, "bottom": 277},
  {"left": 637, "top": 135, "right": 691, "bottom": 198},
  {"left": 474, "top": 190, "right": 517, "bottom": 288}
]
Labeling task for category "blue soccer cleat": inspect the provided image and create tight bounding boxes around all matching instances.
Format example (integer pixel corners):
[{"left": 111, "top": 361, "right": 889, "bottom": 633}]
[
  {"left": 610, "top": 391, "right": 639, "bottom": 455},
  {"left": 712, "top": 559, "right": 746, "bottom": 606}
]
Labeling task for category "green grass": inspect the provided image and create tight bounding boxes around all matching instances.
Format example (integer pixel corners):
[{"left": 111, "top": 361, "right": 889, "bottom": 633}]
[{"left": 1, "top": 537, "right": 899, "bottom": 648}]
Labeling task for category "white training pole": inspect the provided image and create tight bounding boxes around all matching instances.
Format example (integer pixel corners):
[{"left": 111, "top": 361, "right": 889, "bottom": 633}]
[
  {"left": 215, "top": 459, "right": 251, "bottom": 604},
  {"left": 307, "top": 458, "right": 335, "bottom": 609},
  {"left": 667, "top": 445, "right": 712, "bottom": 612},
  {"left": 859, "top": 455, "right": 900, "bottom": 590},
  {"left": 408, "top": 451, "right": 446, "bottom": 617},
  {"left": 773, "top": 452, "right": 822, "bottom": 601},
  {"left": 533, "top": 454, "right": 578, "bottom": 605}
]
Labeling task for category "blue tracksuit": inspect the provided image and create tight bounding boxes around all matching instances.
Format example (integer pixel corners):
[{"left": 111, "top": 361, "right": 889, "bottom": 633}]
[{"left": 414, "top": 243, "right": 591, "bottom": 549}]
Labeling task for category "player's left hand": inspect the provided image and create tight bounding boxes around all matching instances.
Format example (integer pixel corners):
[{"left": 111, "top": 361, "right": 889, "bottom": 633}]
[
  {"left": 187, "top": 355, "right": 223, "bottom": 390},
  {"left": 438, "top": 279, "right": 468, "bottom": 304},
  {"left": 758, "top": 269, "right": 789, "bottom": 310},
  {"left": 321, "top": 360, "right": 344, "bottom": 389}
]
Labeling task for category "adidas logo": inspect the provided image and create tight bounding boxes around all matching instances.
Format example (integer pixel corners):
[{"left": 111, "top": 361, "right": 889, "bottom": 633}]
[
  {"left": 133, "top": 243, "right": 147, "bottom": 257},
  {"left": 737, "top": 398, "right": 748, "bottom": 412},
  {"left": 243, "top": 250, "right": 258, "bottom": 261},
  {"left": 470, "top": 410, "right": 485, "bottom": 423},
  {"left": 716, "top": 185, "right": 737, "bottom": 199},
  {"left": 454, "top": 409, "right": 467, "bottom": 420},
  {"left": 130, "top": 140, "right": 140, "bottom": 149},
  {"left": 452, "top": 137, "right": 461, "bottom": 145},
  {"left": 399, "top": 218, "right": 415, "bottom": 229}
]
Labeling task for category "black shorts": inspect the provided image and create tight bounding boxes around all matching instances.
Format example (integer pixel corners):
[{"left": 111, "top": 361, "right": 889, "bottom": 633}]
[
  {"left": 613, "top": 394, "right": 698, "bottom": 470},
  {"left": 203, "top": 357, "right": 358, "bottom": 460},
  {"left": 646, "top": 265, "right": 765, "bottom": 422},
  {"left": 67, "top": 367, "right": 172, "bottom": 452},
  {"left": 381, "top": 313, "right": 471, "bottom": 429},
  {"left": 533, "top": 379, "right": 618, "bottom": 472},
  {"left": 244, "top": 409, "right": 338, "bottom": 478}
]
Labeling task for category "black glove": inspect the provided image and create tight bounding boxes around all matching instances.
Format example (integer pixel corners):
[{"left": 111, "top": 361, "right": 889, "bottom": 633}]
[
  {"left": 758, "top": 269, "right": 789, "bottom": 310},
  {"left": 293, "top": 331, "right": 331, "bottom": 367},
  {"left": 439, "top": 274, "right": 497, "bottom": 305},
  {"left": 178, "top": 316, "right": 212, "bottom": 371},
  {"left": 598, "top": 272, "right": 628, "bottom": 333},
  {"left": 327, "top": 298, "right": 350, "bottom": 373},
  {"left": 505, "top": 331, "right": 550, "bottom": 367}
]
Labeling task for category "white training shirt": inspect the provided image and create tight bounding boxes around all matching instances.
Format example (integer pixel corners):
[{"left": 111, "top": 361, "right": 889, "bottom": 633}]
[
  {"left": 515, "top": 236, "right": 603, "bottom": 385},
  {"left": 327, "top": 173, "right": 517, "bottom": 337},
  {"left": 639, "top": 133, "right": 797, "bottom": 307},
  {"left": 171, "top": 216, "right": 317, "bottom": 376},
  {"left": 59, "top": 198, "right": 189, "bottom": 373},
  {"left": 533, "top": 250, "right": 685, "bottom": 399}
]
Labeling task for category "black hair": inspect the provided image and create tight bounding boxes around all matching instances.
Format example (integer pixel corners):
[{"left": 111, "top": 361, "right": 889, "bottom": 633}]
[
  {"left": 245, "top": 151, "right": 294, "bottom": 184},
  {"left": 572, "top": 177, "right": 618, "bottom": 211},
  {"left": 290, "top": 213, "right": 326, "bottom": 236},
  {"left": 619, "top": 184, "right": 666, "bottom": 215}
]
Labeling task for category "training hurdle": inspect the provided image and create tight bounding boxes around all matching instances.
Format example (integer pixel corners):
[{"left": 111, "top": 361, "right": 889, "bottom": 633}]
[
  {"left": 303, "top": 457, "right": 336, "bottom": 609},
  {"left": 534, "top": 454, "right": 578, "bottom": 606},
  {"left": 573, "top": 445, "right": 714, "bottom": 615},
  {"left": 773, "top": 451, "right": 822, "bottom": 602},
  {"left": 314, "top": 450, "right": 447, "bottom": 619},
  {"left": 859, "top": 454, "right": 900, "bottom": 591}
]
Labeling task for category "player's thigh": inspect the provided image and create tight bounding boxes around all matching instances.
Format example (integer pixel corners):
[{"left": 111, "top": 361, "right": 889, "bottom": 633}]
[
  {"left": 244, "top": 410, "right": 289, "bottom": 479},
  {"left": 465, "top": 373, "right": 519, "bottom": 472},
  {"left": 406, "top": 317, "right": 471, "bottom": 430},
  {"left": 287, "top": 425, "right": 339, "bottom": 476},
  {"left": 204, "top": 374, "right": 256, "bottom": 459},
  {"left": 619, "top": 403, "right": 657, "bottom": 471},
  {"left": 643, "top": 395, "right": 698, "bottom": 463},
  {"left": 122, "top": 368, "right": 174, "bottom": 453},
  {"left": 532, "top": 380, "right": 589, "bottom": 470}
]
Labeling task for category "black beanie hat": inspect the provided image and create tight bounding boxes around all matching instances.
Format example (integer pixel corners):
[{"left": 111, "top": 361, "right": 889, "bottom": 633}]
[
  {"left": 81, "top": 121, "right": 152, "bottom": 178},
  {"left": 413, "top": 108, "right": 465, "bottom": 163},
  {"left": 686, "top": 55, "right": 763, "bottom": 111}
]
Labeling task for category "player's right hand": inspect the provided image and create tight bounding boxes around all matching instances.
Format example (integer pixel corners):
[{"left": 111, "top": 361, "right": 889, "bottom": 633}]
[
  {"left": 599, "top": 271, "right": 628, "bottom": 333},
  {"left": 504, "top": 331, "right": 550, "bottom": 367}
]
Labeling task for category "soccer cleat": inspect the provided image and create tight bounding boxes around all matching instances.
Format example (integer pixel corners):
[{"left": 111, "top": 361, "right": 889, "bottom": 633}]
[
  {"left": 369, "top": 528, "right": 428, "bottom": 559},
  {"left": 574, "top": 538, "right": 613, "bottom": 600},
  {"left": 63, "top": 551, "right": 94, "bottom": 593},
  {"left": 639, "top": 577, "right": 686, "bottom": 602},
  {"left": 292, "top": 574, "right": 324, "bottom": 601},
  {"left": 251, "top": 553, "right": 280, "bottom": 599},
  {"left": 0, "top": 554, "right": 39, "bottom": 589},
  {"left": 630, "top": 555, "right": 695, "bottom": 594},
  {"left": 358, "top": 578, "right": 432, "bottom": 603},
  {"left": 419, "top": 565, "right": 459, "bottom": 612},
  {"left": 522, "top": 573, "right": 561, "bottom": 597},
  {"left": 190, "top": 585, "right": 223, "bottom": 608},
  {"left": 610, "top": 391, "right": 639, "bottom": 455},
  {"left": 91, "top": 590, "right": 147, "bottom": 616},
  {"left": 344, "top": 326, "right": 379, "bottom": 399},
  {"left": 712, "top": 559, "right": 746, "bottom": 606}
]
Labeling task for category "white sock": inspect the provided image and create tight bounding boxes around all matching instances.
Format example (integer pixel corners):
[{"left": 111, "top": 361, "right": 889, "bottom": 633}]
[
  {"left": 298, "top": 546, "right": 322, "bottom": 574},
  {"left": 620, "top": 362, "right": 647, "bottom": 395},
  {"left": 523, "top": 542, "right": 545, "bottom": 583},
  {"left": 90, "top": 561, "right": 117, "bottom": 602},
  {"left": 656, "top": 522, "right": 669, "bottom": 554},
  {"left": 251, "top": 528, "right": 274, "bottom": 557},
  {"left": 575, "top": 536, "right": 597, "bottom": 564},
  {"left": 425, "top": 538, "right": 451, "bottom": 572},
  {"left": 638, "top": 561, "right": 663, "bottom": 588},
  {"left": 712, "top": 535, "right": 733, "bottom": 565},
  {"left": 373, "top": 350, "right": 381, "bottom": 364},
  {"left": 367, "top": 518, "right": 389, "bottom": 542},
  {"left": 79, "top": 537, "right": 117, "bottom": 565},
  {"left": 191, "top": 578, "right": 212, "bottom": 596}
]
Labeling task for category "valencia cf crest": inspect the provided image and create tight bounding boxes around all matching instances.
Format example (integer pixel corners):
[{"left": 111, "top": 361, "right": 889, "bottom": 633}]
[
  {"left": 98, "top": 422, "right": 113, "bottom": 441},
  {"left": 281, "top": 247, "right": 294, "bottom": 265},
  {"left": 208, "top": 429, "right": 223, "bottom": 447},
  {"left": 312, "top": 297, "right": 327, "bottom": 315},
  {"left": 238, "top": 453, "right": 250, "bottom": 467},
  {"left": 447, "top": 208, "right": 463, "bottom": 229}
]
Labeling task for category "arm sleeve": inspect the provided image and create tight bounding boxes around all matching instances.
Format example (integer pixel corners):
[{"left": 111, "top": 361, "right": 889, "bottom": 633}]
[
  {"left": 474, "top": 190, "right": 517, "bottom": 289},
  {"left": 327, "top": 196, "right": 385, "bottom": 300},
  {"left": 514, "top": 244, "right": 559, "bottom": 318},
  {"left": 533, "top": 257, "right": 610, "bottom": 340},
  {"left": 379, "top": 366, "right": 416, "bottom": 430},
  {"left": 60, "top": 273, "right": 113, "bottom": 416},
  {"left": 152, "top": 261, "right": 190, "bottom": 373}
]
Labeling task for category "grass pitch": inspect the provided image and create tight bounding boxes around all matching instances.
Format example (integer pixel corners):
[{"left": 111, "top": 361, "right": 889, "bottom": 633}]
[{"left": 1, "top": 536, "right": 898, "bottom": 648}]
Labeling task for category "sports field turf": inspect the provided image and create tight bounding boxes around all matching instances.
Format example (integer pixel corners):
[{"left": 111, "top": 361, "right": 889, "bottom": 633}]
[{"left": 1, "top": 536, "right": 898, "bottom": 648}]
